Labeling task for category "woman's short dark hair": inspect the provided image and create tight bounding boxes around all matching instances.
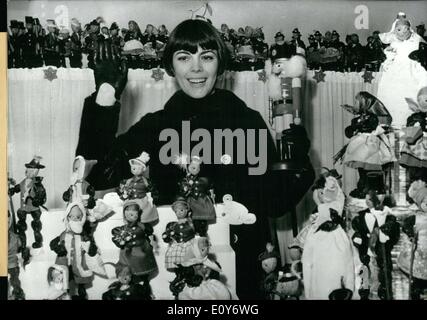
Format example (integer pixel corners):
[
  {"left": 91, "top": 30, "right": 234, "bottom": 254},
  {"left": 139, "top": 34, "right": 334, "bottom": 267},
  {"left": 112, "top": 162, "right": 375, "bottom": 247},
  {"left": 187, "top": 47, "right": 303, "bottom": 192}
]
[{"left": 162, "top": 19, "right": 229, "bottom": 77}]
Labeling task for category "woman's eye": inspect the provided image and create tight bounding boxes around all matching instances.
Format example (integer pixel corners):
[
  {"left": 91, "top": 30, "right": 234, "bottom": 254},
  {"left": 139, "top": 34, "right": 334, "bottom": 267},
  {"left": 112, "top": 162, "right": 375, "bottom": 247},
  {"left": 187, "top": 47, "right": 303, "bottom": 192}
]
[
  {"left": 202, "top": 55, "right": 215, "bottom": 61},
  {"left": 177, "top": 55, "right": 189, "bottom": 61}
]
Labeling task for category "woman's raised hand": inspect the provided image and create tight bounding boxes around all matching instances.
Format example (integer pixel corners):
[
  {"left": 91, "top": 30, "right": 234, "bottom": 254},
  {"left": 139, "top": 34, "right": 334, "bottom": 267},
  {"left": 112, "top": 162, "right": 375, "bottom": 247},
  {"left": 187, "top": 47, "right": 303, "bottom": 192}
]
[{"left": 93, "top": 39, "right": 129, "bottom": 100}]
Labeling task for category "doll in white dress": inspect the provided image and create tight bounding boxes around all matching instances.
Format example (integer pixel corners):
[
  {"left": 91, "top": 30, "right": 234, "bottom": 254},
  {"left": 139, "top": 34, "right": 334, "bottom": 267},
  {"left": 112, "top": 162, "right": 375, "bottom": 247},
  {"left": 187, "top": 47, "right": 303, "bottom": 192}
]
[{"left": 377, "top": 13, "right": 427, "bottom": 129}]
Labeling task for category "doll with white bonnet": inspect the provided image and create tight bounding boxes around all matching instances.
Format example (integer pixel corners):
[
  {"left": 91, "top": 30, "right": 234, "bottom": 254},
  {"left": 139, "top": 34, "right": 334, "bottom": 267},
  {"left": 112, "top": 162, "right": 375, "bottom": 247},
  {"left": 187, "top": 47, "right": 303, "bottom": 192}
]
[
  {"left": 377, "top": 12, "right": 427, "bottom": 129},
  {"left": 397, "top": 180, "right": 427, "bottom": 299}
]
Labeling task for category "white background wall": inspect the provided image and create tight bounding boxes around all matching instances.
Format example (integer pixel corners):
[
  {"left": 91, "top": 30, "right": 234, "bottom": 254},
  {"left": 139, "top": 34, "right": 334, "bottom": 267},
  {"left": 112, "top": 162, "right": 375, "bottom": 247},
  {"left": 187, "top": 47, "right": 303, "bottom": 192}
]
[{"left": 8, "top": 0, "right": 427, "bottom": 44}]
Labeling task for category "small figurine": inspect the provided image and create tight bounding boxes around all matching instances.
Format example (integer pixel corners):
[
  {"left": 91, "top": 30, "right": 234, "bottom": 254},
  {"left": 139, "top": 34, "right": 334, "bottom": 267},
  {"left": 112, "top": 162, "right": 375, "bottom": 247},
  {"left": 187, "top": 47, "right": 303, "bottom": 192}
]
[
  {"left": 397, "top": 180, "right": 427, "bottom": 299},
  {"left": 46, "top": 264, "right": 71, "bottom": 300},
  {"left": 50, "top": 201, "right": 105, "bottom": 299},
  {"left": 176, "top": 155, "right": 216, "bottom": 236},
  {"left": 169, "top": 237, "right": 232, "bottom": 300},
  {"left": 111, "top": 199, "right": 158, "bottom": 287},
  {"left": 63, "top": 155, "right": 97, "bottom": 209},
  {"left": 117, "top": 152, "right": 159, "bottom": 222},
  {"left": 9, "top": 156, "right": 47, "bottom": 249},
  {"left": 334, "top": 91, "right": 395, "bottom": 199},
  {"left": 102, "top": 266, "right": 152, "bottom": 300},
  {"left": 258, "top": 243, "right": 281, "bottom": 300},
  {"left": 163, "top": 197, "right": 196, "bottom": 272},
  {"left": 352, "top": 190, "right": 400, "bottom": 300},
  {"left": 7, "top": 210, "right": 30, "bottom": 300},
  {"left": 400, "top": 87, "right": 427, "bottom": 184}
]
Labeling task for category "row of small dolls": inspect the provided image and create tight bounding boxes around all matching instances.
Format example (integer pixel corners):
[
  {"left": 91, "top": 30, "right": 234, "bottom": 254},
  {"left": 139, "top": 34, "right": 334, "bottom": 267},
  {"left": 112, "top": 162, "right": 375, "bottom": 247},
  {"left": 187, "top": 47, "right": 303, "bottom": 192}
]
[
  {"left": 333, "top": 86, "right": 427, "bottom": 199},
  {"left": 7, "top": 151, "right": 250, "bottom": 300},
  {"left": 257, "top": 169, "right": 427, "bottom": 300}
]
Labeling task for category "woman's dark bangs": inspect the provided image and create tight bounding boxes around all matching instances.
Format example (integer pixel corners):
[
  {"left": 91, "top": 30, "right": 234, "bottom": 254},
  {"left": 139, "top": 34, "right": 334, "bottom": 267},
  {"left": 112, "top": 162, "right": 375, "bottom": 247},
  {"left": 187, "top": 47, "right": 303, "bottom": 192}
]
[{"left": 172, "top": 27, "right": 219, "bottom": 54}]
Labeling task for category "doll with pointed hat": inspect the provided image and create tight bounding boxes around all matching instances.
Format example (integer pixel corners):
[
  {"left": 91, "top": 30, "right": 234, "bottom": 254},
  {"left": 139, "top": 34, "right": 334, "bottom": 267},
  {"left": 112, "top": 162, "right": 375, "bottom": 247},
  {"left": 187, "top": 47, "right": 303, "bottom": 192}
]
[
  {"left": 9, "top": 155, "right": 47, "bottom": 250},
  {"left": 258, "top": 242, "right": 281, "bottom": 299},
  {"left": 397, "top": 180, "right": 427, "bottom": 299}
]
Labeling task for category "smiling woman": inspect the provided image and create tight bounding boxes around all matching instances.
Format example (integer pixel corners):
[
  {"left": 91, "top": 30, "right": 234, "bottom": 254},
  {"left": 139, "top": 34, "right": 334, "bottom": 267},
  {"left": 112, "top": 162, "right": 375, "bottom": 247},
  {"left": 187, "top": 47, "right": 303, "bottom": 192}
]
[{"left": 76, "top": 18, "right": 315, "bottom": 299}]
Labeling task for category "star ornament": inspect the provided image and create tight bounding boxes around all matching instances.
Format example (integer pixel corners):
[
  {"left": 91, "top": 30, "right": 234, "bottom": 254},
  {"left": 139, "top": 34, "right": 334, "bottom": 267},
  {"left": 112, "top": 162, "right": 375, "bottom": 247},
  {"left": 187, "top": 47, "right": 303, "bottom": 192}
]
[
  {"left": 43, "top": 67, "right": 58, "bottom": 81},
  {"left": 151, "top": 68, "right": 165, "bottom": 82},
  {"left": 362, "top": 70, "right": 375, "bottom": 83},
  {"left": 257, "top": 70, "right": 267, "bottom": 83},
  {"left": 313, "top": 70, "right": 326, "bottom": 83}
]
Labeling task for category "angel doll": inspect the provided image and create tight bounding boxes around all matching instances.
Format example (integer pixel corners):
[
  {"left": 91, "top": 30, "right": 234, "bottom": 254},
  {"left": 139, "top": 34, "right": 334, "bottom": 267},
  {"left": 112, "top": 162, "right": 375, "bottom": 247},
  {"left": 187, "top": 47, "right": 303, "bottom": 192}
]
[
  {"left": 334, "top": 91, "right": 396, "bottom": 199},
  {"left": 400, "top": 86, "right": 427, "bottom": 183},
  {"left": 377, "top": 12, "right": 427, "bottom": 129}
]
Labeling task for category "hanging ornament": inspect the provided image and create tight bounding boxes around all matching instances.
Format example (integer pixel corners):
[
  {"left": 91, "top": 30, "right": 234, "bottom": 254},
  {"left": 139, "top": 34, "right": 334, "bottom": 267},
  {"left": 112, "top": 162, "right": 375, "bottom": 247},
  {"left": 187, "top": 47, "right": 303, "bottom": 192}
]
[
  {"left": 362, "top": 70, "right": 375, "bottom": 83},
  {"left": 151, "top": 68, "right": 165, "bottom": 82},
  {"left": 257, "top": 70, "right": 267, "bottom": 83},
  {"left": 313, "top": 69, "right": 326, "bottom": 83},
  {"left": 43, "top": 67, "right": 58, "bottom": 81}
]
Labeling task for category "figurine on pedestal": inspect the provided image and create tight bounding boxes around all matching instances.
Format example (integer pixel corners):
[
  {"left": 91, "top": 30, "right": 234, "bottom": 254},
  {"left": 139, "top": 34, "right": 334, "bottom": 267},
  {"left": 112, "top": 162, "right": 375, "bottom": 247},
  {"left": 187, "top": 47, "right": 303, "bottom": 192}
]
[{"left": 9, "top": 156, "right": 47, "bottom": 249}]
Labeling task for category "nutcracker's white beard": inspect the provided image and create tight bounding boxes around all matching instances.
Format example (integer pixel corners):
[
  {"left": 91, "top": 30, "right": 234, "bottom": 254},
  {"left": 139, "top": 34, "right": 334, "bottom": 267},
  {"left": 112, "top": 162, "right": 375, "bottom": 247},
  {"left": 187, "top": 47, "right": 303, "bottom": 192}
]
[
  {"left": 68, "top": 220, "right": 84, "bottom": 234},
  {"left": 54, "top": 282, "right": 63, "bottom": 290}
]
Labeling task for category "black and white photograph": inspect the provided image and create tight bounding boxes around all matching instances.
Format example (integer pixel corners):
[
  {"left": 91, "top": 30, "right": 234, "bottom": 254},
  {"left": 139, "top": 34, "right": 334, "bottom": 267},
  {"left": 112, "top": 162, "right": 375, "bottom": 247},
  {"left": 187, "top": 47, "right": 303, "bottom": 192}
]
[{"left": 4, "top": 0, "right": 427, "bottom": 302}]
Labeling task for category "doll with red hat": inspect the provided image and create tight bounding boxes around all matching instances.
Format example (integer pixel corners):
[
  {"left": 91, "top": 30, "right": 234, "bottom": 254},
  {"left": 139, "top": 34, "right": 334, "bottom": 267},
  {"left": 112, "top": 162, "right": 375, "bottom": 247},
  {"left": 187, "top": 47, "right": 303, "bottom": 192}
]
[
  {"left": 175, "top": 154, "right": 216, "bottom": 236},
  {"left": 9, "top": 156, "right": 47, "bottom": 250},
  {"left": 117, "top": 151, "right": 159, "bottom": 223},
  {"left": 111, "top": 198, "right": 159, "bottom": 290},
  {"left": 397, "top": 180, "right": 427, "bottom": 299},
  {"left": 102, "top": 265, "right": 152, "bottom": 300}
]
